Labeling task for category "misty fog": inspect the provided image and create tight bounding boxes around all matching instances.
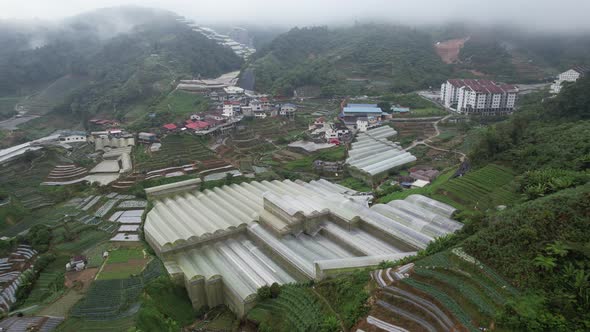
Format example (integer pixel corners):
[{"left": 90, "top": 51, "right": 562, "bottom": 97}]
[{"left": 2, "top": 0, "right": 590, "bottom": 33}]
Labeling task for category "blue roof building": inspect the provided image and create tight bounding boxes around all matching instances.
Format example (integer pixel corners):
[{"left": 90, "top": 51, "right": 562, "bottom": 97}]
[
  {"left": 342, "top": 107, "right": 383, "bottom": 115},
  {"left": 347, "top": 103, "right": 378, "bottom": 108}
]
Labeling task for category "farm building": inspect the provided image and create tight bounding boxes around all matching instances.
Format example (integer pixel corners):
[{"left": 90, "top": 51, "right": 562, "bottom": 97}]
[
  {"left": 93, "top": 136, "right": 135, "bottom": 152},
  {"left": 138, "top": 132, "right": 158, "bottom": 143},
  {"left": 346, "top": 126, "right": 417, "bottom": 184},
  {"left": 144, "top": 178, "right": 462, "bottom": 316},
  {"left": 341, "top": 104, "right": 384, "bottom": 126},
  {"left": 59, "top": 131, "right": 87, "bottom": 143}
]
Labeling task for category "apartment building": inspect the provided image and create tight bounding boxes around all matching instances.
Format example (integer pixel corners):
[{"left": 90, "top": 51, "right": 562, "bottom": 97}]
[
  {"left": 441, "top": 79, "right": 518, "bottom": 115},
  {"left": 550, "top": 66, "right": 589, "bottom": 94}
]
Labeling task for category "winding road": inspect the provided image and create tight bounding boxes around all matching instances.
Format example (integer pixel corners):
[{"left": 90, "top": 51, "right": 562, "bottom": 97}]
[{"left": 401, "top": 114, "right": 466, "bottom": 162}]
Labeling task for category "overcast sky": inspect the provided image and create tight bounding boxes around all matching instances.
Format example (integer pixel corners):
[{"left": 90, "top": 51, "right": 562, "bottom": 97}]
[{"left": 2, "top": 0, "right": 590, "bottom": 32}]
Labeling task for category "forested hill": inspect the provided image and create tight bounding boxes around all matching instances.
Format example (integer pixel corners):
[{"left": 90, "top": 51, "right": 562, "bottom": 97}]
[
  {"left": 243, "top": 23, "right": 590, "bottom": 96},
  {"left": 0, "top": 6, "right": 243, "bottom": 117},
  {"left": 243, "top": 24, "right": 451, "bottom": 96},
  {"left": 454, "top": 76, "right": 590, "bottom": 330}
]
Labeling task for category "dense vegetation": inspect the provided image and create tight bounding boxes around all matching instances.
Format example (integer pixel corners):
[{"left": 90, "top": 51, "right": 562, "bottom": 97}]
[
  {"left": 246, "top": 23, "right": 590, "bottom": 97},
  {"left": 246, "top": 24, "right": 451, "bottom": 96},
  {"left": 456, "top": 77, "right": 590, "bottom": 330},
  {"left": 0, "top": 7, "right": 242, "bottom": 132}
]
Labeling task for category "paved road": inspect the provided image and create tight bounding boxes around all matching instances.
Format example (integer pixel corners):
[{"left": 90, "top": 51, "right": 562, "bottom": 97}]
[{"left": 0, "top": 115, "right": 39, "bottom": 130}]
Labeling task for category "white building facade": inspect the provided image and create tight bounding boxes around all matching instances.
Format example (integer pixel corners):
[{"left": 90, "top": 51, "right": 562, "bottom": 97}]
[
  {"left": 441, "top": 79, "right": 518, "bottom": 115},
  {"left": 550, "top": 67, "right": 588, "bottom": 94}
]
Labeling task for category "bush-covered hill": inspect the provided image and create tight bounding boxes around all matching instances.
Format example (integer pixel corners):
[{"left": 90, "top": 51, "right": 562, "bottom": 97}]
[
  {"left": 244, "top": 23, "right": 590, "bottom": 97},
  {"left": 244, "top": 24, "right": 451, "bottom": 96},
  {"left": 0, "top": 6, "right": 243, "bottom": 122}
]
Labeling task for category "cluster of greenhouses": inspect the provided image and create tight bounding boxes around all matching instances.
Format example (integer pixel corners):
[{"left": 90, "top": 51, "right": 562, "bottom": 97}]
[{"left": 144, "top": 178, "right": 462, "bottom": 316}]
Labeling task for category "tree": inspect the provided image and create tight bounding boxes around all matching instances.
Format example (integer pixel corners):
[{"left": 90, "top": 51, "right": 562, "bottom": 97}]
[
  {"left": 377, "top": 101, "right": 392, "bottom": 113},
  {"left": 533, "top": 255, "right": 557, "bottom": 271},
  {"left": 269, "top": 282, "right": 281, "bottom": 298},
  {"left": 546, "top": 241, "right": 569, "bottom": 257}
]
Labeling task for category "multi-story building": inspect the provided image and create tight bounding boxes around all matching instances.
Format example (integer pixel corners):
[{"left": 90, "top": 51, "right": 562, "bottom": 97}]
[
  {"left": 550, "top": 66, "right": 589, "bottom": 94},
  {"left": 441, "top": 79, "right": 518, "bottom": 115},
  {"left": 222, "top": 101, "right": 241, "bottom": 118}
]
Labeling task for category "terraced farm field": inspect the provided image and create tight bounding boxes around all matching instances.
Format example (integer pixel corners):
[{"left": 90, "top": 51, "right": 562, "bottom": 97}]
[
  {"left": 391, "top": 121, "right": 437, "bottom": 143},
  {"left": 22, "top": 256, "right": 69, "bottom": 307},
  {"left": 98, "top": 247, "right": 148, "bottom": 280},
  {"left": 370, "top": 249, "right": 517, "bottom": 332},
  {"left": 434, "top": 164, "right": 519, "bottom": 210},
  {"left": 247, "top": 285, "right": 335, "bottom": 332},
  {"left": 70, "top": 259, "right": 163, "bottom": 320},
  {"left": 134, "top": 134, "right": 215, "bottom": 173}
]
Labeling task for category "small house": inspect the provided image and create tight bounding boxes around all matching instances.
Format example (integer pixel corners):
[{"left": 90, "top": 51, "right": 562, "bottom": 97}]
[
  {"left": 138, "top": 132, "right": 157, "bottom": 143},
  {"left": 279, "top": 103, "right": 297, "bottom": 119},
  {"left": 66, "top": 255, "right": 88, "bottom": 272}
]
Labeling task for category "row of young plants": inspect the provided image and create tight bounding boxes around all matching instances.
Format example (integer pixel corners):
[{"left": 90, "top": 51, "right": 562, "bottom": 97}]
[
  {"left": 402, "top": 278, "right": 479, "bottom": 332},
  {"left": 413, "top": 267, "right": 498, "bottom": 317}
]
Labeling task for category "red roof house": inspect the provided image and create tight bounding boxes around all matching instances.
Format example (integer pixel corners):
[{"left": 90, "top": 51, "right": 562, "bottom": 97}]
[
  {"left": 185, "top": 121, "right": 210, "bottom": 130},
  {"left": 163, "top": 123, "right": 177, "bottom": 130}
]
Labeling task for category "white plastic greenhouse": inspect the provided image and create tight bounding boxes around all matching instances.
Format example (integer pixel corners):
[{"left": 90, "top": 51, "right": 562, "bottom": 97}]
[
  {"left": 144, "top": 178, "right": 461, "bottom": 316},
  {"left": 346, "top": 126, "right": 416, "bottom": 176}
]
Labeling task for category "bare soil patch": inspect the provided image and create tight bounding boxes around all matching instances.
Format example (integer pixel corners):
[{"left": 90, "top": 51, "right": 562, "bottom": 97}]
[
  {"left": 64, "top": 268, "right": 99, "bottom": 290},
  {"left": 435, "top": 37, "right": 470, "bottom": 64}
]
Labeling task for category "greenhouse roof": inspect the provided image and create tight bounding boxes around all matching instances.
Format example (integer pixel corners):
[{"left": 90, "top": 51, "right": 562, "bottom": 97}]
[
  {"left": 144, "top": 178, "right": 461, "bottom": 316},
  {"left": 347, "top": 126, "right": 415, "bottom": 176}
]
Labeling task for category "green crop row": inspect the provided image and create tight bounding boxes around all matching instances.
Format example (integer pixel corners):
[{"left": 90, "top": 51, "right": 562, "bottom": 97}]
[
  {"left": 414, "top": 267, "right": 498, "bottom": 316},
  {"left": 402, "top": 278, "right": 479, "bottom": 332}
]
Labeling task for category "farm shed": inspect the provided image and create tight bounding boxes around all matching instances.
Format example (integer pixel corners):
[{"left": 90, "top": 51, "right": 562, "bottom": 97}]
[{"left": 144, "top": 178, "right": 461, "bottom": 317}]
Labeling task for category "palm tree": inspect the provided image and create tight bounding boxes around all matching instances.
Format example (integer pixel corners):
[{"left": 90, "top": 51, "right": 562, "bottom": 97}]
[
  {"left": 546, "top": 241, "right": 569, "bottom": 257},
  {"left": 533, "top": 255, "right": 557, "bottom": 271}
]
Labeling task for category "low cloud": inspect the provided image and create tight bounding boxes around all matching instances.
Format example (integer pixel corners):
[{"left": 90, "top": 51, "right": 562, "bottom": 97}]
[{"left": 1, "top": 0, "right": 589, "bottom": 33}]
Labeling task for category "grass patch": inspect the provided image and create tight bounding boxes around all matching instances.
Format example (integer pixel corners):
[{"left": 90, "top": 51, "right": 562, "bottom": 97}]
[
  {"left": 107, "top": 248, "right": 145, "bottom": 264},
  {"left": 338, "top": 177, "right": 372, "bottom": 192},
  {"left": 154, "top": 90, "right": 208, "bottom": 118}
]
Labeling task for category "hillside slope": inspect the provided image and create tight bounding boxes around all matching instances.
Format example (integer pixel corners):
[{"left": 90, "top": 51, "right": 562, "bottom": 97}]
[
  {"left": 244, "top": 24, "right": 451, "bottom": 96},
  {"left": 244, "top": 24, "right": 590, "bottom": 96},
  {"left": 0, "top": 6, "right": 243, "bottom": 130}
]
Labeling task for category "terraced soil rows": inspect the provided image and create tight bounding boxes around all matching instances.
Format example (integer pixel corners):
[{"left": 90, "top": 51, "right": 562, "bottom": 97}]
[
  {"left": 371, "top": 250, "right": 517, "bottom": 332},
  {"left": 247, "top": 285, "right": 333, "bottom": 332},
  {"left": 70, "top": 260, "right": 163, "bottom": 320},
  {"left": 435, "top": 164, "right": 519, "bottom": 209},
  {"left": 135, "top": 135, "right": 214, "bottom": 173}
]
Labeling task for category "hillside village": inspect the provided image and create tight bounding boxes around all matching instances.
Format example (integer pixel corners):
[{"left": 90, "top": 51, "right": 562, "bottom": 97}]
[{"left": 0, "top": 5, "right": 589, "bottom": 332}]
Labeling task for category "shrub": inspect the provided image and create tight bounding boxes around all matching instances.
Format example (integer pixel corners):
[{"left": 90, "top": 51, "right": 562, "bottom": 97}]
[{"left": 257, "top": 285, "right": 271, "bottom": 300}]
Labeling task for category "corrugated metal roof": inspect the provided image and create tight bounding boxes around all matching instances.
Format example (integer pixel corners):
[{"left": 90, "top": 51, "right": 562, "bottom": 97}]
[{"left": 343, "top": 107, "right": 382, "bottom": 114}]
